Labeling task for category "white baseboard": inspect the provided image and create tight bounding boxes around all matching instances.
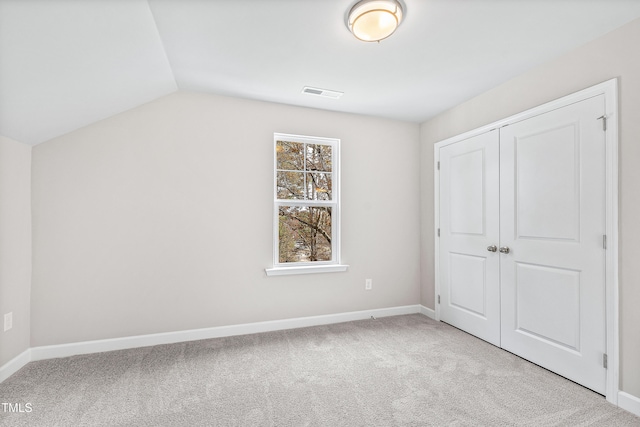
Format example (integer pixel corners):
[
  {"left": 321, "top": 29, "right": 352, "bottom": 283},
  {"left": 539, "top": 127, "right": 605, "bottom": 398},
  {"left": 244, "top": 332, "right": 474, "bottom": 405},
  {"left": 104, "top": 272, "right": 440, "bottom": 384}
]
[
  {"left": 618, "top": 391, "right": 640, "bottom": 417},
  {"left": 419, "top": 305, "right": 436, "bottom": 320},
  {"left": 0, "top": 349, "right": 31, "bottom": 383},
  {"left": 4, "top": 305, "right": 636, "bottom": 417},
  {"left": 2, "top": 304, "right": 437, "bottom": 383},
  {"left": 30, "top": 304, "right": 422, "bottom": 362}
]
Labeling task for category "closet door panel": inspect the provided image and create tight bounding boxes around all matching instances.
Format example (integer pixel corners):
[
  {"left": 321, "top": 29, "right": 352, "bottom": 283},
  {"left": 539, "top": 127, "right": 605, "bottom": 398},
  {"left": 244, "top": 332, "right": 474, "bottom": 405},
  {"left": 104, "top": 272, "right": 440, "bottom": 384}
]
[
  {"left": 439, "top": 130, "right": 501, "bottom": 346},
  {"left": 499, "top": 95, "right": 606, "bottom": 394}
]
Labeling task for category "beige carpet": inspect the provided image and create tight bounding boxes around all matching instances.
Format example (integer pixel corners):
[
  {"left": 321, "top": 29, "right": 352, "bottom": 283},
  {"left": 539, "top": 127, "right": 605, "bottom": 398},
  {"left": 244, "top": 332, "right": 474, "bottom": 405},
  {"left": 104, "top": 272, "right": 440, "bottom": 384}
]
[{"left": 0, "top": 314, "right": 638, "bottom": 426}]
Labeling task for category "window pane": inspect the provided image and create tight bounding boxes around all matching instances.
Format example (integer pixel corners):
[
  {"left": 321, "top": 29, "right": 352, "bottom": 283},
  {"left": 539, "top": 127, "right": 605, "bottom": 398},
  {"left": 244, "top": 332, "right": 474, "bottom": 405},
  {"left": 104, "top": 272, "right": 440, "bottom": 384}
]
[
  {"left": 276, "top": 141, "right": 304, "bottom": 171},
  {"left": 279, "top": 206, "right": 332, "bottom": 263},
  {"left": 277, "top": 171, "right": 305, "bottom": 199},
  {"left": 306, "top": 144, "right": 332, "bottom": 172},
  {"left": 307, "top": 172, "right": 332, "bottom": 200}
]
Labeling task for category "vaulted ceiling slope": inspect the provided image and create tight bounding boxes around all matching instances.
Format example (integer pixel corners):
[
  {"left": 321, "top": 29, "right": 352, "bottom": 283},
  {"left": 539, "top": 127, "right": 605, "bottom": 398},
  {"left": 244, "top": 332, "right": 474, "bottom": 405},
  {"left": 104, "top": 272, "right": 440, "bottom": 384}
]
[{"left": 2, "top": 0, "right": 640, "bottom": 145}]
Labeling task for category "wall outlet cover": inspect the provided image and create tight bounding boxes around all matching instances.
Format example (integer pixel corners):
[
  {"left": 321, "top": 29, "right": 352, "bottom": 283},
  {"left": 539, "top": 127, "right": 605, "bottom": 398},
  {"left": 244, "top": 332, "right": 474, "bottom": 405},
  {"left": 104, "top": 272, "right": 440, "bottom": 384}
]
[{"left": 4, "top": 312, "right": 13, "bottom": 331}]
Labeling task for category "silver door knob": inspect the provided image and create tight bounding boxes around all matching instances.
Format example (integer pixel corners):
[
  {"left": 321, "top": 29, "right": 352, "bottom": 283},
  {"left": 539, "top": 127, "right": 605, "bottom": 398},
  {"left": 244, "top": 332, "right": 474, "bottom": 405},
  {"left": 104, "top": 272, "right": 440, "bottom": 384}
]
[
  {"left": 499, "top": 246, "right": 510, "bottom": 254},
  {"left": 487, "top": 245, "right": 498, "bottom": 252}
]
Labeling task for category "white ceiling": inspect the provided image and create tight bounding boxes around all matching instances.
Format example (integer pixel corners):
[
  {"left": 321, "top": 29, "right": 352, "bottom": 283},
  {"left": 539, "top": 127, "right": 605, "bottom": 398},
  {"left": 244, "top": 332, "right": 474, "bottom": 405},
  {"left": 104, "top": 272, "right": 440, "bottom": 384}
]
[{"left": 2, "top": 0, "right": 640, "bottom": 145}]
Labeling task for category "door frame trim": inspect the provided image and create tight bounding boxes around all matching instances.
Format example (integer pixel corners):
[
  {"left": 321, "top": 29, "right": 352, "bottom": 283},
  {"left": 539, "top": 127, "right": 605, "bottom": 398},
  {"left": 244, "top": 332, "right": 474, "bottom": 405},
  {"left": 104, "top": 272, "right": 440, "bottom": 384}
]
[{"left": 433, "top": 78, "right": 619, "bottom": 404}]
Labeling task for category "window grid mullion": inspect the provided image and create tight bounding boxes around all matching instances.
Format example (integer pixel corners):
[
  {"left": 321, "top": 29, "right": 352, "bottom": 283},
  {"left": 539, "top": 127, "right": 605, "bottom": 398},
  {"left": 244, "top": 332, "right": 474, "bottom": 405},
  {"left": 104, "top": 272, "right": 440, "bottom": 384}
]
[
  {"left": 275, "top": 200, "right": 336, "bottom": 207},
  {"left": 303, "top": 143, "right": 307, "bottom": 201}
]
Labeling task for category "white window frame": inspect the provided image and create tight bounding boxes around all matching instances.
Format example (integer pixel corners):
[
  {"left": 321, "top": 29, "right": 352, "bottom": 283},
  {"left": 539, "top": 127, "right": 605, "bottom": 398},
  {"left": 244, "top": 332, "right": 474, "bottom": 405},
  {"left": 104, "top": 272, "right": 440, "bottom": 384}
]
[{"left": 265, "top": 133, "right": 348, "bottom": 276}]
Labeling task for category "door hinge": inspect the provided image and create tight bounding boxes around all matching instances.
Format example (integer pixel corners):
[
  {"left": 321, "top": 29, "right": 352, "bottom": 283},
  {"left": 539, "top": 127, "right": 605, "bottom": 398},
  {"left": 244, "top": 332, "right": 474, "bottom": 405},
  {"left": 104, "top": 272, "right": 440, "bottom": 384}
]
[
  {"left": 437, "top": 228, "right": 440, "bottom": 237},
  {"left": 603, "top": 353, "right": 608, "bottom": 369},
  {"left": 437, "top": 161, "right": 440, "bottom": 170},
  {"left": 597, "top": 115, "right": 607, "bottom": 131},
  {"left": 438, "top": 295, "right": 441, "bottom": 304},
  {"left": 603, "top": 234, "right": 607, "bottom": 250}
]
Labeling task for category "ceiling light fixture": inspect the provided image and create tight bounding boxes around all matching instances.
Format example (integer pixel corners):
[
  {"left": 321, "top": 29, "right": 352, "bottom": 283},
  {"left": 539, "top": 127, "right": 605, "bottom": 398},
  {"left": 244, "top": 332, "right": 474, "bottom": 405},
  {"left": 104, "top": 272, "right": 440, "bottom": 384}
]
[{"left": 347, "top": 0, "right": 404, "bottom": 42}]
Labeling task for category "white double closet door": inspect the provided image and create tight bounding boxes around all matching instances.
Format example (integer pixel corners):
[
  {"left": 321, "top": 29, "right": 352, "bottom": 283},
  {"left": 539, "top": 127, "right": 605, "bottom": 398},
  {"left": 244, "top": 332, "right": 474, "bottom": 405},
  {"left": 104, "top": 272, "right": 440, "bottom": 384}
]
[{"left": 439, "top": 95, "right": 606, "bottom": 394}]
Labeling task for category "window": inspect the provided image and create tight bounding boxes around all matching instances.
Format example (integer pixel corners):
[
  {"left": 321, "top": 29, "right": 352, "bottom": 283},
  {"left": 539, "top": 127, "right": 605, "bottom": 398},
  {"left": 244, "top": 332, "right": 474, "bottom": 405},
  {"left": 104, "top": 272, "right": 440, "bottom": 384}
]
[{"left": 266, "top": 133, "right": 347, "bottom": 276}]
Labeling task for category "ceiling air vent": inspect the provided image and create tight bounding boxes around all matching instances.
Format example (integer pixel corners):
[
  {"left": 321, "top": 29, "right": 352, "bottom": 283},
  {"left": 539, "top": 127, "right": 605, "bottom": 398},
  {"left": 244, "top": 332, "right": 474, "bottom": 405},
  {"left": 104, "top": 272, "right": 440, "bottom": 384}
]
[{"left": 302, "top": 86, "right": 343, "bottom": 99}]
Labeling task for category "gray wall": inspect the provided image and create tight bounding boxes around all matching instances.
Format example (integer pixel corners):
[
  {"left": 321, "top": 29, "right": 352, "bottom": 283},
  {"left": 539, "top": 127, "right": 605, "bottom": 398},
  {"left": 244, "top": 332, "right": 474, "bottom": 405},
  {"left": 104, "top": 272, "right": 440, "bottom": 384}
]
[
  {"left": 0, "top": 136, "right": 31, "bottom": 366},
  {"left": 420, "top": 18, "right": 640, "bottom": 397},
  {"left": 31, "top": 91, "right": 421, "bottom": 346}
]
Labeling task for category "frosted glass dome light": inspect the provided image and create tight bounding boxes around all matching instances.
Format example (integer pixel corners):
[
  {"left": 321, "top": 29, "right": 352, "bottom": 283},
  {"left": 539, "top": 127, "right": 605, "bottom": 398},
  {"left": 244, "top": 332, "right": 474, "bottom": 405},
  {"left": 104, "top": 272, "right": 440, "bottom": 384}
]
[{"left": 347, "top": 0, "right": 404, "bottom": 42}]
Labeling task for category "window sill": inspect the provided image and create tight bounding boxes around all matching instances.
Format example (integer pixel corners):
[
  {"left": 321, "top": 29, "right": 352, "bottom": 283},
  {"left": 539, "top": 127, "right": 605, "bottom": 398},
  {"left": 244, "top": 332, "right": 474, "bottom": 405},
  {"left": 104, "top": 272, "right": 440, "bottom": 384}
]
[{"left": 265, "top": 264, "right": 349, "bottom": 277}]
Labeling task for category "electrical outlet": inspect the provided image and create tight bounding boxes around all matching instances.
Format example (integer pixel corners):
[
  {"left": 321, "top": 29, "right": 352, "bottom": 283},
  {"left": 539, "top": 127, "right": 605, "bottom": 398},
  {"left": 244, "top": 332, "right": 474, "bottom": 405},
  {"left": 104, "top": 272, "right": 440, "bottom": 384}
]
[
  {"left": 4, "top": 312, "right": 12, "bottom": 332},
  {"left": 365, "top": 279, "right": 372, "bottom": 290}
]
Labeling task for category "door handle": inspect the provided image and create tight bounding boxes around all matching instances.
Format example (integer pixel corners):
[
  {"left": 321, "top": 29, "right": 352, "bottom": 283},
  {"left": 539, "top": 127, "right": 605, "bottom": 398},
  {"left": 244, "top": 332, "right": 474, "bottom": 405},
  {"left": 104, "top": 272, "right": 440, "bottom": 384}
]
[
  {"left": 487, "top": 245, "right": 498, "bottom": 252},
  {"left": 499, "top": 246, "right": 510, "bottom": 254}
]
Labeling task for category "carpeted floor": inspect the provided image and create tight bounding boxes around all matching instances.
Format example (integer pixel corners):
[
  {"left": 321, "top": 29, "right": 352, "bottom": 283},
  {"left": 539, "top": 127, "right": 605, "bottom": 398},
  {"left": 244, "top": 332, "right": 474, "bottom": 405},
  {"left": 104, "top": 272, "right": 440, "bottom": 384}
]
[{"left": 0, "top": 314, "right": 638, "bottom": 426}]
